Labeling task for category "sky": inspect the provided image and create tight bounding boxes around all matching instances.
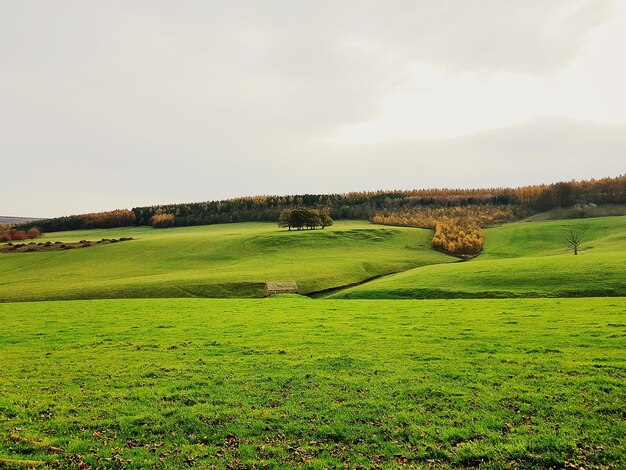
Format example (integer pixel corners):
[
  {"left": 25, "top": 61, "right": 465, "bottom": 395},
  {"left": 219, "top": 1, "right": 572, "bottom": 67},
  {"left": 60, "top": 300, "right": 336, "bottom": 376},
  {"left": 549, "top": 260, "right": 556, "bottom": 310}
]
[{"left": 1, "top": 0, "right": 624, "bottom": 217}]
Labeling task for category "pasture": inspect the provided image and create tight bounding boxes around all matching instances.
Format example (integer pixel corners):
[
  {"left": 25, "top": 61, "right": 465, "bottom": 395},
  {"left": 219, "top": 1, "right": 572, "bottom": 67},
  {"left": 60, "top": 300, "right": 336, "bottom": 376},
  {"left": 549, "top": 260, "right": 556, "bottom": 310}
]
[
  {"left": 0, "top": 221, "right": 453, "bottom": 302},
  {"left": 1, "top": 298, "right": 624, "bottom": 468},
  {"left": 1, "top": 216, "right": 625, "bottom": 468},
  {"left": 332, "top": 216, "right": 626, "bottom": 299}
]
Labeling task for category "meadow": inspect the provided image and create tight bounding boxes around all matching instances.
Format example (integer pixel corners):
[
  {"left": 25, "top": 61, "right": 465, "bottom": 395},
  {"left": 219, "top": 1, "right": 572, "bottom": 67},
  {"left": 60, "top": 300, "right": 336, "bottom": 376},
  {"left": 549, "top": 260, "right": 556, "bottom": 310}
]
[
  {"left": 0, "top": 221, "right": 453, "bottom": 302},
  {"left": 4, "top": 216, "right": 626, "bottom": 303},
  {"left": 1, "top": 298, "right": 624, "bottom": 468},
  {"left": 333, "top": 216, "right": 626, "bottom": 299},
  {"left": 1, "top": 215, "right": 625, "bottom": 468}
]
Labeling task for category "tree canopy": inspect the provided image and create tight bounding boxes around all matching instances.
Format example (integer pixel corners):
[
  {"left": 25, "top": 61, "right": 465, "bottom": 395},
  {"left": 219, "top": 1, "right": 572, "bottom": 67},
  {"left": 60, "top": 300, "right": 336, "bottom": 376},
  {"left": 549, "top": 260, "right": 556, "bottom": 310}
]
[
  {"left": 13, "top": 174, "right": 626, "bottom": 236},
  {"left": 278, "top": 209, "right": 333, "bottom": 230}
]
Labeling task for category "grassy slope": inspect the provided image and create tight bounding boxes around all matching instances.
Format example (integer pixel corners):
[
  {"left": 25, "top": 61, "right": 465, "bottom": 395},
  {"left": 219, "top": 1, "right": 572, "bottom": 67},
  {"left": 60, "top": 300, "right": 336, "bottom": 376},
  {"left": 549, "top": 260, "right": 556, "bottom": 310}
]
[
  {"left": 523, "top": 204, "right": 626, "bottom": 222},
  {"left": 0, "top": 221, "right": 454, "bottom": 302},
  {"left": 332, "top": 216, "right": 626, "bottom": 299},
  {"left": 0, "top": 298, "right": 624, "bottom": 468}
]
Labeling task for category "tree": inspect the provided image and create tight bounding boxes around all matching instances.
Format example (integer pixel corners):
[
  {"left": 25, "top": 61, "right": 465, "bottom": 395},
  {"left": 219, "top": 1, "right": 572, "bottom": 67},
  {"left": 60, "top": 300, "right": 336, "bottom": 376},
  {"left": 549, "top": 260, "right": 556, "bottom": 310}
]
[
  {"left": 564, "top": 230, "right": 583, "bottom": 255},
  {"left": 150, "top": 213, "right": 175, "bottom": 228},
  {"left": 278, "top": 209, "right": 293, "bottom": 230},
  {"left": 318, "top": 210, "right": 334, "bottom": 229},
  {"left": 277, "top": 208, "right": 332, "bottom": 230},
  {"left": 26, "top": 227, "right": 41, "bottom": 240},
  {"left": 303, "top": 210, "right": 322, "bottom": 230},
  {"left": 289, "top": 208, "right": 309, "bottom": 230}
]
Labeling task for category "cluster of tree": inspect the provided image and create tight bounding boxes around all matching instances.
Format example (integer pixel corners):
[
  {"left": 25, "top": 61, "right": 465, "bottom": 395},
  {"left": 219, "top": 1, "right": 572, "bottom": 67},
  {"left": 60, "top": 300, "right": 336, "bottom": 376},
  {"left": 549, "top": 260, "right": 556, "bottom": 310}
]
[
  {"left": 12, "top": 175, "right": 625, "bottom": 234},
  {"left": 16, "top": 209, "right": 135, "bottom": 233},
  {"left": 278, "top": 208, "right": 333, "bottom": 230},
  {"left": 524, "top": 176, "right": 626, "bottom": 210},
  {"left": 370, "top": 205, "right": 517, "bottom": 229},
  {"left": 432, "top": 222, "right": 483, "bottom": 255},
  {"left": 150, "top": 213, "right": 175, "bottom": 228},
  {"left": 132, "top": 195, "right": 353, "bottom": 227},
  {"left": 371, "top": 205, "right": 518, "bottom": 256},
  {"left": 0, "top": 227, "right": 42, "bottom": 242}
]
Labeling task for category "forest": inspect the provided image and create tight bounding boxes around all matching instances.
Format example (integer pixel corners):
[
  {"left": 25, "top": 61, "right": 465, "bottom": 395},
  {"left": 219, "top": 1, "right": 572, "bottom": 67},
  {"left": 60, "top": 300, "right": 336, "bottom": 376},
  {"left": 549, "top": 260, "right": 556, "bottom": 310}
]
[
  {"left": 11, "top": 175, "right": 626, "bottom": 255},
  {"left": 372, "top": 205, "right": 518, "bottom": 255}
]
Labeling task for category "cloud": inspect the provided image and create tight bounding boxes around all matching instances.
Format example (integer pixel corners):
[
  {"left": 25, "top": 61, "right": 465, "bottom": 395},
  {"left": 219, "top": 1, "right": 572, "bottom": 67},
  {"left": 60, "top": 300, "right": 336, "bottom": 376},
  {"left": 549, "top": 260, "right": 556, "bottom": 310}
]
[
  {"left": 326, "top": 117, "right": 626, "bottom": 190},
  {"left": 0, "top": 1, "right": 621, "bottom": 216},
  {"left": 3, "top": 117, "right": 624, "bottom": 217}
]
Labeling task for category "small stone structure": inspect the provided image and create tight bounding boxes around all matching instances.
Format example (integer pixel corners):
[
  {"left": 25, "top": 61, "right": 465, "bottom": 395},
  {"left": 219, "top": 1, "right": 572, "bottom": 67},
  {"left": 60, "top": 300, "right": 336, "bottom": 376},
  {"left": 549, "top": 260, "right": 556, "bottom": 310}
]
[{"left": 265, "top": 281, "right": 298, "bottom": 296}]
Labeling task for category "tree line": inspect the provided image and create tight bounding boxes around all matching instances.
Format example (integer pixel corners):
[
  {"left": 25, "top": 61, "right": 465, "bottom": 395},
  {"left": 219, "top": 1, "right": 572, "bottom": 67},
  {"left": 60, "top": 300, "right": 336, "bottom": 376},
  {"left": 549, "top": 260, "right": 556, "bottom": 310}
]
[
  {"left": 12, "top": 174, "right": 625, "bottom": 235},
  {"left": 14, "top": 209, "right": 136, "bottom": 233},
  {"left": 0, "top": 226, "right": 41, "bottom": 242}
]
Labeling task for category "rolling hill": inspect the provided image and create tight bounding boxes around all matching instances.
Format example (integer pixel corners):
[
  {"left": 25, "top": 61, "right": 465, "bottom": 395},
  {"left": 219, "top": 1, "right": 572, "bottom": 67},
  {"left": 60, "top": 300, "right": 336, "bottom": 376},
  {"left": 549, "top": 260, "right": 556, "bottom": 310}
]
[
  {"left": 331, "top": 216, "right": 626, "bottom": 299},
  {"left": 1, "top": 216, "right": 625, "bottom": 468},
  {"left": 3, "top": 215, "right": 626, "bottom": 302},
  {"left": 0, "top": 221, "right": 454, "bottom": 302}
]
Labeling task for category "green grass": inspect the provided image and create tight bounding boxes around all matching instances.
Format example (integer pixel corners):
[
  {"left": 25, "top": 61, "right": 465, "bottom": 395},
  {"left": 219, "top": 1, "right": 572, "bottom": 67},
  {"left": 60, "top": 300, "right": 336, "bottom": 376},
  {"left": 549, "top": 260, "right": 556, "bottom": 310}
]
[
  {"left": 4, "top": 216, "right": 626, "bottom": 302},
  {"left": 0, "top": 221, "right": 454, "bottom": 302},
  {"left": 332, "top": 216, "right": 626, "bottom": 299},
  {"left": 1, "top": 217, "right": 625, "bottom": 468},
  {"left": 0, "top": 298, "right": 624, "bottom": 468}
]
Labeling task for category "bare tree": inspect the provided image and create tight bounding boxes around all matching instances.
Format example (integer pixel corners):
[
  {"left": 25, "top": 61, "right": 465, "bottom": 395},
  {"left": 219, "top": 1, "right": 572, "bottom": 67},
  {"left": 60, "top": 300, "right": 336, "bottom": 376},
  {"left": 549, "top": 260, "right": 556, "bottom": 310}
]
[{"left": 564, "top": 230, "right": 583, "bottom": 255}]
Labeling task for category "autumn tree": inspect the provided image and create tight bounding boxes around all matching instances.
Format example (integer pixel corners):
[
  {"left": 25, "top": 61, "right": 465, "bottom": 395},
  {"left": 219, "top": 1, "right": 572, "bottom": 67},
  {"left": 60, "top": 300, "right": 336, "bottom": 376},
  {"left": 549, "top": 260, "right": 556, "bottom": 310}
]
[
  {"left": 150, "top": 213, "right": 175, "bottom": 228},
  {"left": 12, "top": 174, "right": 625, "bottom": 233},
  {"left": 0, "top": 229, "right": 28, "bottom": 242},
  {"left": 26, "top": 227, "right": 42, "bottom": 240}
]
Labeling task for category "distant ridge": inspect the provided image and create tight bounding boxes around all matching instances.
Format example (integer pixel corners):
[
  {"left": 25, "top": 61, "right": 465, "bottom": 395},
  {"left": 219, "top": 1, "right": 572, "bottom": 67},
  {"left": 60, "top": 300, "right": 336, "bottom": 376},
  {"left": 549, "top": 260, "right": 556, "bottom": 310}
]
[{"left": 0, "top": 216, "right": 45, "bottom": 225}]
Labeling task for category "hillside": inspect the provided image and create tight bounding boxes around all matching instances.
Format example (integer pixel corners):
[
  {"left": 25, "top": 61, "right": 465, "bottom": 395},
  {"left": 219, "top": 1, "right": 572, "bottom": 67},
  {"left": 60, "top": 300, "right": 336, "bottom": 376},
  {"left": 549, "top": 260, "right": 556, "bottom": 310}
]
[
  {"left": 523, "top": 204, "right": 626, "bottom": 221},
  {"left": 0, "top": 221, "right": 454, "bottom": 302},
  {"left": 330, "top": 215, "right": 626, "bottom": 299},
  {"left": 4, "top": 215, "right": 626, "bottom": 302},
  {"left": 11, "top": 175, "right": 623, "bottom": 259}
]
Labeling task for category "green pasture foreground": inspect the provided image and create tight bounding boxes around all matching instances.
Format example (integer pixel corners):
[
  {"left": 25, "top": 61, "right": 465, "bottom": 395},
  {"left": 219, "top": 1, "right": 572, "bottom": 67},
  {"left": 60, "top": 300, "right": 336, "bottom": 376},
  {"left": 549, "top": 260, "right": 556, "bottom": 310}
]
[
  {"left": 333, "top": 216, "right": 626, "bottom": 299},
  {"left": 0, "top": 221, "right": 453, "bottom": 302},
  {"left": 1, "top": 298, "right": 624, "bottom": 468}
]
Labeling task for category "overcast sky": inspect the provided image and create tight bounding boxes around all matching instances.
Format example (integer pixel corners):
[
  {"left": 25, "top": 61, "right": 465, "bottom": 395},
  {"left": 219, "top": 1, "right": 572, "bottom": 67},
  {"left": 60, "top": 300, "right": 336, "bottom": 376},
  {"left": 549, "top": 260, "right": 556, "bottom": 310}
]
[{"left": 1, "top": 1, "right": 624, "bottom": 217}]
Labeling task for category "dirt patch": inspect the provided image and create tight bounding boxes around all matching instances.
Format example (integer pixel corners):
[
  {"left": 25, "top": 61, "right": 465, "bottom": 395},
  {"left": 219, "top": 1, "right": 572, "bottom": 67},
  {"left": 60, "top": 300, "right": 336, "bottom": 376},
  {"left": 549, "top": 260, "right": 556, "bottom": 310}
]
[
  {"left": 0, "top": 237, "right": 133, "bottom": 254},
  {"left": 265, "top": 281, "right": 298, "bottom": 296}
]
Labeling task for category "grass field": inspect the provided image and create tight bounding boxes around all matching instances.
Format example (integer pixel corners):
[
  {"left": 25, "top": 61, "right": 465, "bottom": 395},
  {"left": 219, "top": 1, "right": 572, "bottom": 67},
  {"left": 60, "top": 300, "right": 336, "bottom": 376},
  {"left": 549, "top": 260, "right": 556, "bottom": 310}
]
[
  {"left": 0, "top": 221, "right": 453, "bottom": 302},
  {"left": 4, "top": 216, "right": 626, "bottom": 302},
  {"left": 1, "top": 216, "right": 625, "bottom": 467},
  {"left": 333, "top": 216, "right": 626, "bottom": 299},
  {"left": 0, "top": 297, "right": 624, "bottom": 469}
]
